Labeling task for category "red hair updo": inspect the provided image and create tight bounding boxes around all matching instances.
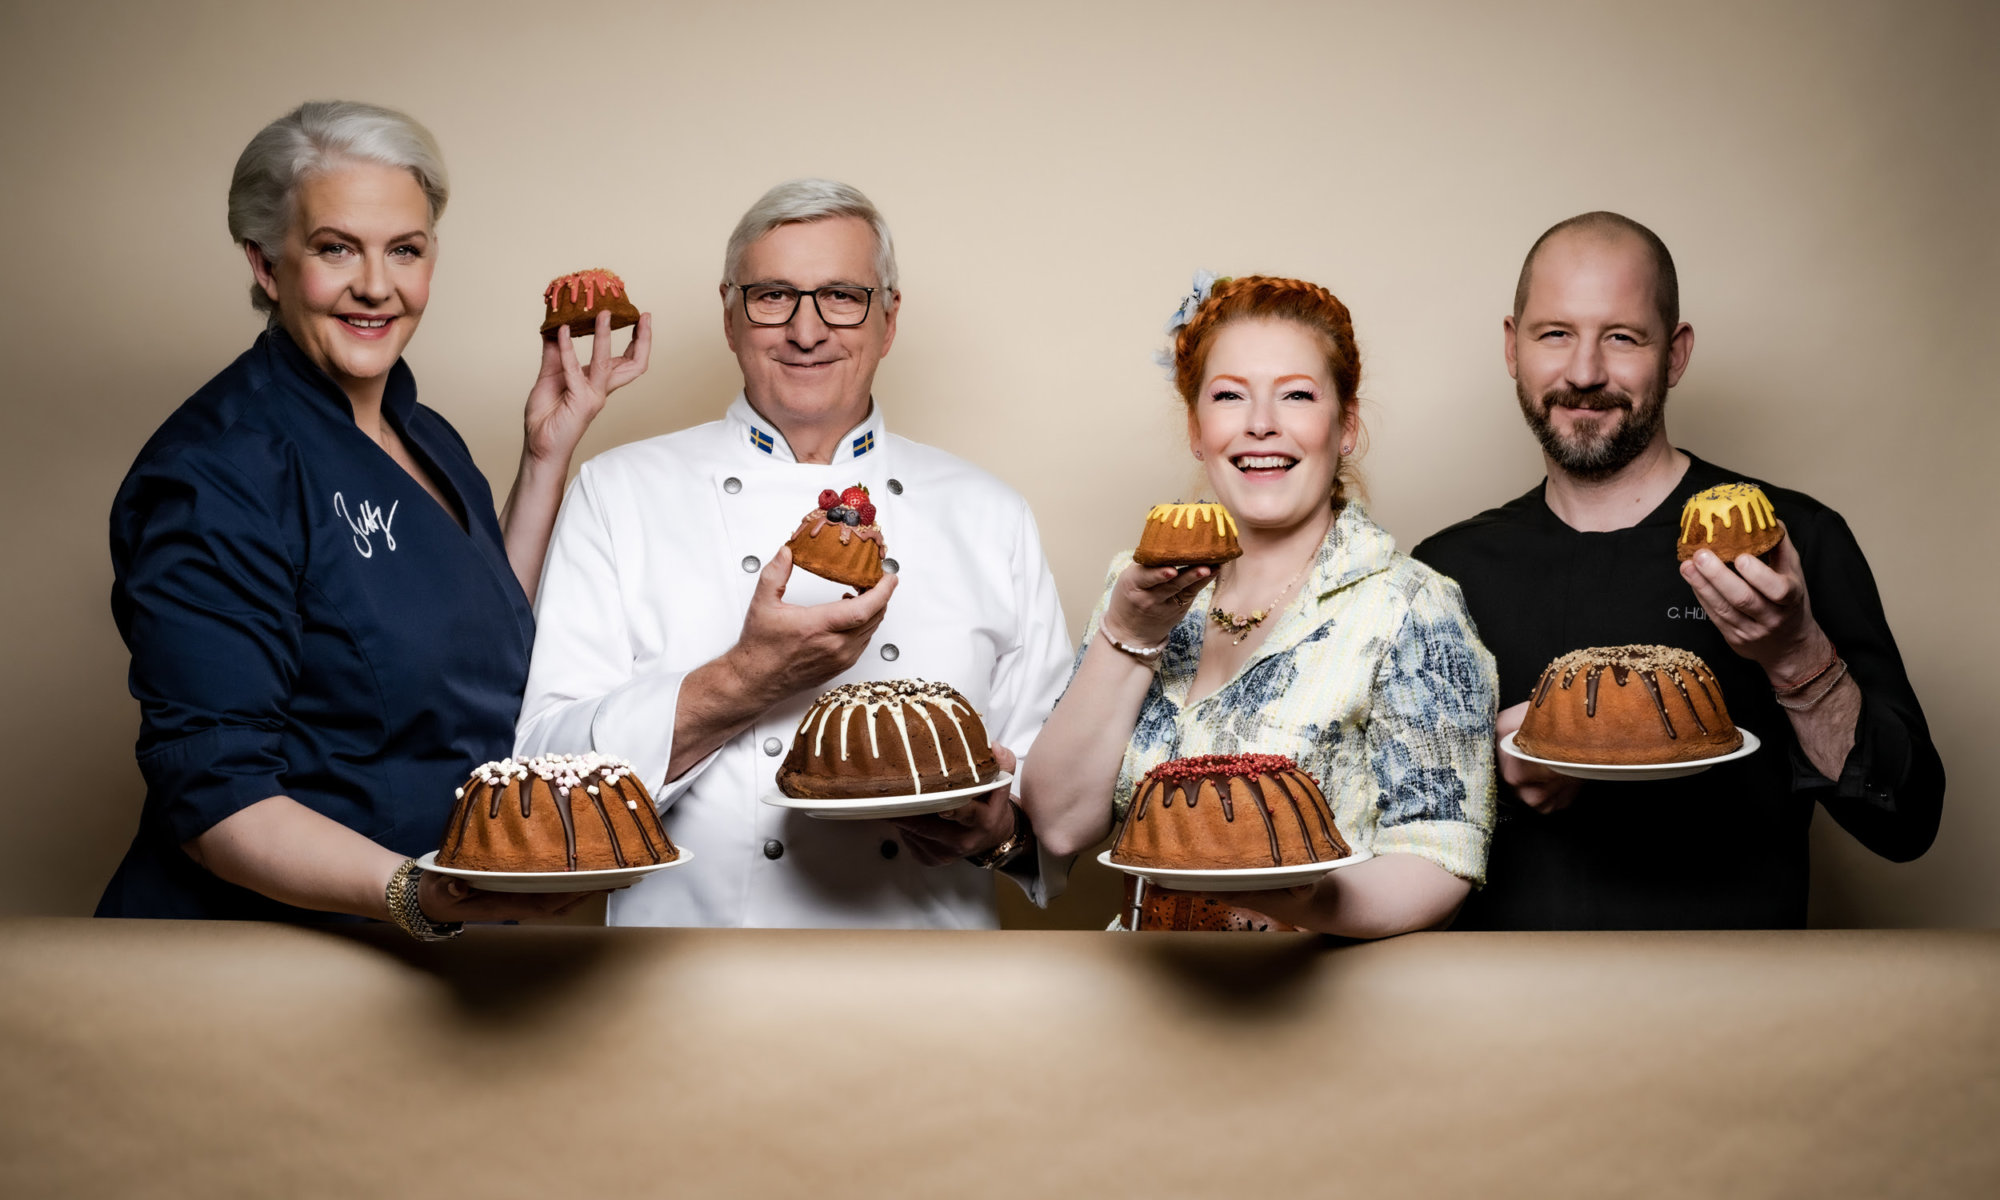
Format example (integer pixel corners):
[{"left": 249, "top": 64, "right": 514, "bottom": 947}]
[{"left": 1171, "top": 275, "right": 1365, "bottom": 508}]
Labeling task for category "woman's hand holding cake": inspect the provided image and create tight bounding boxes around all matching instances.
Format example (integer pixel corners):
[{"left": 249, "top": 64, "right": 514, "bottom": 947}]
[{"left": 507, "top": 271, "right": 654, "bottom": 599}]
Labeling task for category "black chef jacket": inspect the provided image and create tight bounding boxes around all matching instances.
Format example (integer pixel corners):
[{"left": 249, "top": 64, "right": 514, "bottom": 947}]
[
  {"left": 97, "top": 327, "right": 535, "bottom": 921},
  {"left": 1413, "top": 453, "right": 1943, "bottom": 929}
]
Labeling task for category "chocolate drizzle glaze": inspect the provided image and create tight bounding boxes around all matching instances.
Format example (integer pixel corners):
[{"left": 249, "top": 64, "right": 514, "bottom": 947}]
[
  {"left": 585, "top": 787, "right": 626, "bottom": 868},
  {"left": 551, "top": 783, "right": 579, "bottom": 871},
  {"left": 1131, "top": 757, "right": 1343, "bottom": 867},
  {"left": 1531, "top": 646, "right": 1735, "bottom": 744}
]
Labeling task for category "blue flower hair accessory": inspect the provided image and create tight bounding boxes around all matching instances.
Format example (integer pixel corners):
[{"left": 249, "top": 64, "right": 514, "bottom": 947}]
[{"left": 1154, "top": 269, "right": 1226, "bottom": 371}]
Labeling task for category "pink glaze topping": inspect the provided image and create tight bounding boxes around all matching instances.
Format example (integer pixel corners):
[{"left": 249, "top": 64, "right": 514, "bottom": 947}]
[{"left": 544, "top": 269, "right": 627, "bottom": 312}]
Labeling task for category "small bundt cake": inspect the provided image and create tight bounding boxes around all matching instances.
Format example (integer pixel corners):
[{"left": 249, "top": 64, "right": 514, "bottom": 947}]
[
  {"left": 1517, "top": 645, "right": 1743, "bottom": 765},
  {"left": 436, "top": 753, "right": 676, "bottom": 872},
  {"left": 786, "top": 484, "right": 885, "bottom": 589},
  {"left": 540, "top": 268, "right": 641, "bottom": 338},
  {"left": 778, "top": 680, "right": 998, "bottom": 800},
  {"left": 1133, "top": 502, "right": 1243, "bottom": 568},
  {"left": 1677, "top": 483, "right": 1783, "bottom": 563},
  {"left": 1112, "top": 754, "right": 1351, "bottom": 871}
]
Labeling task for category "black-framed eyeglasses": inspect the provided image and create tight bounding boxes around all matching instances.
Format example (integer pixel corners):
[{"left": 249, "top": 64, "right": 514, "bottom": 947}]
[{"left": 732, "top": 282, "right": 878, "bottom": 327}]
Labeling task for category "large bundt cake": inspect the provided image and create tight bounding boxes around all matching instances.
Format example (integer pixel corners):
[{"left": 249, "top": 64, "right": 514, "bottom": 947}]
[
  {"left": 540, "top": 268, "right": 641, "bottom": 339},
  {"left": 778, "top": 680, "right": 998, "bottom": 800},
  {"left": 1677, "top": 482, "right": 1783, "bottom": 563},
  {"left": 1132, "top": 502, "right": 1243, "bottom": 568},
  {"left": 1112, "top": 753, "right": 1351, "bottom": 871},
  {"left": 1516, "top": 645, "right": 1743, "bottom": 765},
  {"left": 786, "top": 485, "right": 885, "bottom": 590},
  {"left": 436, "top": 753, "right": 676, "bottom": 872}
]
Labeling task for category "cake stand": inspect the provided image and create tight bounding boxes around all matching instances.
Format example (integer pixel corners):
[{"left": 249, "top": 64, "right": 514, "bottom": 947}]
[
  {"left": 415, "top": 848, "right": 692, "bottom": 894},
  {"left": 1096, "top": 847, "right": 1375, "bottom": 892},
  {"left": 1499, "top": 728, "right": 1761, "bottom": 782},
  {"left": 761, "top": 772, "right": 1014, "bottom": 821}
]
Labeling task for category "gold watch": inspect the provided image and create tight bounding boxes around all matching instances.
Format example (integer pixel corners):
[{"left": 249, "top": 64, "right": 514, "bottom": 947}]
[{"left": 965, "top": 805, "right": 1033, "bottom": 871}]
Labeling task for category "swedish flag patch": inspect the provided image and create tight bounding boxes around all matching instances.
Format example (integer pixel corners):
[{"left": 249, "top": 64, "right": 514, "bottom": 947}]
[
  {"left": 850, "top": 430, "right": 876, "bottom": 457},
  {"left": 749, "top": 427, "right": 775, "bottom": 454}
]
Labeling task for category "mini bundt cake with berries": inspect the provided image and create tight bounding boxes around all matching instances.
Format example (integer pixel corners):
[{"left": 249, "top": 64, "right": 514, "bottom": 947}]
[
  {"left": 786, "top": 484, "right": 885, "bottom": 589},
  {"left": 436, "top": 753, "right": 676, "bottom": 872}
]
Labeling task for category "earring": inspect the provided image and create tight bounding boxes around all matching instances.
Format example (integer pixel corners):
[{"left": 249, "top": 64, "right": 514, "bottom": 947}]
[
  {"left": 1193, "top": 450, "right": 1204, "bottom": 461},
  {"left": 1340, "top": 443, "right": 1353, "bottom": 455}
]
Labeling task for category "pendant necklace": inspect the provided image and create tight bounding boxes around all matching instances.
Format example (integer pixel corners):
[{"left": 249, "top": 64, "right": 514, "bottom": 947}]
[{"left": 1208, "top": 553, "right": 1316, "bottom": 646}]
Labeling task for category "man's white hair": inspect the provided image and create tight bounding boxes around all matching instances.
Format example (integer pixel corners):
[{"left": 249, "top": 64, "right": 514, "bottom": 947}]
[
  {"left": 722, "top": 178, "right": 899, "bottom": 298},
  {"left": 228, "top": 100, "right": 450, "bottom": 315}
]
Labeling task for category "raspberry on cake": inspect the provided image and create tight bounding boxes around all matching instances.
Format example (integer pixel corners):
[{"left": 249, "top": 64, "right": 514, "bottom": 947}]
[
  {"left": 786, "top": 483, "right": 885, "bottom": 589},
  {"left": 540, "top": 268, "right": 641, "bottom": 339},
  {"left": 778, "top": 679, "right": 998, "bottom": 800},
  {"left": 1677, "top": 482, "right": 1783, "bottom": 563},
  {"left": 1133, "top": 502, "right": 1243, "bottom": 568},
  {"left": 1517, "top": 645, "right": 1743, "bottom": 765},
  {"left": 437, "top": 752, "right": 677, "bottom": 872},
  {"left": 1112, "top": 753, "right": 1350, "bottom": 871}
]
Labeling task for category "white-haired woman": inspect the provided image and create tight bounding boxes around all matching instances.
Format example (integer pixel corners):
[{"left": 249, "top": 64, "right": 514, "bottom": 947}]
[{"left": 96, "top": 101, "right": 650, "bottom": 935}]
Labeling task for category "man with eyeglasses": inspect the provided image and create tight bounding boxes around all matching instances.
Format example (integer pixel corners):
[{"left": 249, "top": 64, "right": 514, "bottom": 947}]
[
  {"left": 1412, "top": 211, "right": 1943, "bottom": 930},
  {"left": 515, "top": 179, "right": 1073, "bottom": 928}
]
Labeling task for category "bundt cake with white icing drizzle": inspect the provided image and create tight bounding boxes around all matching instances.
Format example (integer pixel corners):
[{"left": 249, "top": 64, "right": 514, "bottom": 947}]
[
  {"left": 777, "top": 679, "right": 999, "bottom": 800},
  {"left": 436, "top": 752, "right": 676, "bottom": 872}
]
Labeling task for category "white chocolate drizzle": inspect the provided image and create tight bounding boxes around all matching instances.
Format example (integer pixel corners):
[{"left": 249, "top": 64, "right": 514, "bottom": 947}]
[{"left": 790, "top": 679, "right": 988, "bottom": 794}]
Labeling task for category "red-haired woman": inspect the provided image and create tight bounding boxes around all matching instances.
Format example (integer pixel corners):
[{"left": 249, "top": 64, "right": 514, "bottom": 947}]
[{"left": 1020, "top": 275, "right": 1497, "bottom": 935}]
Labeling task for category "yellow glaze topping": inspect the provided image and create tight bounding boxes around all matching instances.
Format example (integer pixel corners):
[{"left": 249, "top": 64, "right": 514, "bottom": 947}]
[
  {"left": 1679, "top": 483, "right": 1777, "bottom": 544},
  {"left": 1145, "top": 502, "right": 1240, "bottom": 538}
]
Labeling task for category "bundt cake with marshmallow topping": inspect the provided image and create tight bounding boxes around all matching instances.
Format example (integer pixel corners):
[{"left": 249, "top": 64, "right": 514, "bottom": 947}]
[{"left": 436, "top": 753, "right": 676, "bottom": 872}]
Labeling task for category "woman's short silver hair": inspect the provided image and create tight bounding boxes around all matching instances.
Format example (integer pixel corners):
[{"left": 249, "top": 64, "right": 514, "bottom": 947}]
[
  {"left": 227, "top": 100, "right": 450, "bottom": 314},
  {"left": 722, "top": 178, "right": 899, "bottom": 300}
]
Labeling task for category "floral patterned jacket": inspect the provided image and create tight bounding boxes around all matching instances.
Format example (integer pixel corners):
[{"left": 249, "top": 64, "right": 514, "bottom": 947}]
[{"left": 1083, "top": 501, "right": 1498, "bottom": 883}]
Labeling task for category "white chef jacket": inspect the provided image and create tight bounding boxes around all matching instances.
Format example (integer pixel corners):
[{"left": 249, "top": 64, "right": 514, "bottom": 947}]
[{"left": 515, "top": 395, "right": 1074, "bottom": 928}]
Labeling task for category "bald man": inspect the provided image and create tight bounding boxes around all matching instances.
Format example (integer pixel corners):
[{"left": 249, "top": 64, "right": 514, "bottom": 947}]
[{"left": 1413, "top": 212, "right": 1943, "bottom": 930}]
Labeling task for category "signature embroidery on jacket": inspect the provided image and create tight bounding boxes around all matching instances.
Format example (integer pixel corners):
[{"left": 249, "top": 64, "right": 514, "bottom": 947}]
[{"left": 333, "top": 492, "right": 398, "bottom": 558}]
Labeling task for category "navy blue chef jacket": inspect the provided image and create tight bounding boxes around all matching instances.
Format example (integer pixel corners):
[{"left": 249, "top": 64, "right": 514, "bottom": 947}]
[{"left": 97, "top": 327, "right": 534, "bottom": 921}]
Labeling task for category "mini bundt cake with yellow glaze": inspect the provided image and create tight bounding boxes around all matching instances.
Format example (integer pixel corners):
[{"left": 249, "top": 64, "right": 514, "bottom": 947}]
[
  {"left": 1133, "top": 502, "right": 1243, "bottom": 567},
  {"left": 1677, "top": 483, "right": 1783, "bottom": 563}
]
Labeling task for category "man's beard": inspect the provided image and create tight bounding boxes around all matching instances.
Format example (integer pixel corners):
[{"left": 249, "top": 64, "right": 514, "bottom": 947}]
[{"left": 1516, "top": 372, "right": 1669, "bottom": 481}]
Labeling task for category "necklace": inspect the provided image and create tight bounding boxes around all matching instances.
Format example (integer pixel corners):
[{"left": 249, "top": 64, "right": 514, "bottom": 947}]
[{"left": 1208, "top": 554, "right": 1316, "bottom": 645}]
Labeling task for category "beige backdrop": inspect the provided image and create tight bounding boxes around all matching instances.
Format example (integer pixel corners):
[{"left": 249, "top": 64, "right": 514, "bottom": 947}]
[{"left": 1, "top": 0, "right": 1991, "bottom": 928}]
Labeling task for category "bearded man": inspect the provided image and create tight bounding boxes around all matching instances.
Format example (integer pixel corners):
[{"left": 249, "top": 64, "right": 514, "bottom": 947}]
[{"left": 1413, "top": 212, "right": 1943, "bottom": 929}]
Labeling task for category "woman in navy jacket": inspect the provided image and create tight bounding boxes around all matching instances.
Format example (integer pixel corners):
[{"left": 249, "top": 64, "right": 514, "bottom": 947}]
[{"left": 96, "top": 101, "right": 651, "bottom": 934}]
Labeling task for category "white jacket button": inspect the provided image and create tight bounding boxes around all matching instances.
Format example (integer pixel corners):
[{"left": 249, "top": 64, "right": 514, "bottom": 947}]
[{"left": 741, "top": 555, "right": 760, "bottom": 573}]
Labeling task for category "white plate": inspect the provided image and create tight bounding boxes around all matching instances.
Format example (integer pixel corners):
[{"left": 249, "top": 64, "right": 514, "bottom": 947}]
[
  {"left": 415, "top": 848, "right": 692, "bottom": 894},
  {"left": 1499, "top": 728, "right": 1761, "bottom": 781},
  {"left": 1096, "top": 847, "right": 1374, "bottom": 893},
  {"left": 761, "top": 772, "right": 1014, "bottom": 821}
]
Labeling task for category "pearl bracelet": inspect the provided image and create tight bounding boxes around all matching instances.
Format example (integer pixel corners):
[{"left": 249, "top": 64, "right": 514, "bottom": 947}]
[{"left": 1100, "top": 629, "right": 1167, "bottom": 662}]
